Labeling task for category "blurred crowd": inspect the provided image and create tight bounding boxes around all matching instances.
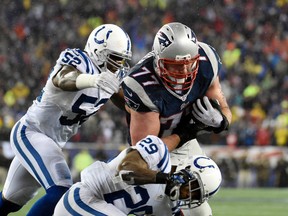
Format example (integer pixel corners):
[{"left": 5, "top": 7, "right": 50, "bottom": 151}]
[
  {"left": 1, "top": 0, "right": 288, "bottom": 149},
  {"left": 214, "top": 150, "right": 288, "bottom": 188}
]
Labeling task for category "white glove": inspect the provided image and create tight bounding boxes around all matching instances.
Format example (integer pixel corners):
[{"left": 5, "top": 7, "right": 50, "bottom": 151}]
[
  {"left": 192, "top": 96, "right": 223, "bottom": 128},
  {"left": 94, "top": 70, "right": 120, "bottom": 94}
]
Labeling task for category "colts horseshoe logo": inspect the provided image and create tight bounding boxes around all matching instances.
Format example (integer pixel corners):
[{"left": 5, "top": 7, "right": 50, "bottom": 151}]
[
  {"left": 94, "top": 26, "right": 113, "bottom": 44},
  {"left": 193, "top": 156, "right": 215, "bottom": 169}
]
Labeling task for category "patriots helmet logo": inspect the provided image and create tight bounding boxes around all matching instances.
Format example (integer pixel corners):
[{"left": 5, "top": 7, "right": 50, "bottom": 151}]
[
  {"left": 190, "top": 30, "right": 197, "bottom": 44},
  {"left": 157, "top": 31, "right": 172, "bottom": 52}
]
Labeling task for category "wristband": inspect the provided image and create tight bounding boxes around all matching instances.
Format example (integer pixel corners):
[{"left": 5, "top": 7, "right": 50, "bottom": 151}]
[
  {"left": 156, "top": 172, "right": 170, "bottom": 183},
  {"left": 75, "top": 74, "right": 98, "bottom": 89},
  {"left": 213, "top": 114, "right": 229, "bottom": 134}
]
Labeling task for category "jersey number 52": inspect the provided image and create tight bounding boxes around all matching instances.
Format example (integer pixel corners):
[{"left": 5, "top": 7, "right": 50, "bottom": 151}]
[{"left": 60, "top": 94, "right": 108, "bottom": 126}]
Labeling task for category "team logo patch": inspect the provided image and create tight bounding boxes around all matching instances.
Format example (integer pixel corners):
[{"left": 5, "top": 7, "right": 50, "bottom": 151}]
[
  {"left": 124, "top": 96, "right": 140, "bottom": 110},
  {"left": 157, "top": 31, "right": 172, "bottom": 52}
]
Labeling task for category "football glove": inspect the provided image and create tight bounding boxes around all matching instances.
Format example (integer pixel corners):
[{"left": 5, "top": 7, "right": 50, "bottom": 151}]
[
  {"left": 94, "top": 69, "right": 121, "bottom": 94},
  {"left": 192, "top": 96, "right": 229, "bottom": 134},
  {"left": 173, "top": 114, "right": 208, "bottom": 148},
  {"left": 76, "top": 69, "right": 120, "bottom": 94}
]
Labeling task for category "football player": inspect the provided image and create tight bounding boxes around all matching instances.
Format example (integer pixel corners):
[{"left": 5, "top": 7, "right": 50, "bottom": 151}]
[
  {"left": 122, "top": 22, "right": 232, "bottom": 215},
  {"left": 0, "top": 24, "right": 132, "bottom": 216},
  {"left": 53, "top": 135, "right": 222, "bottom": 216}
]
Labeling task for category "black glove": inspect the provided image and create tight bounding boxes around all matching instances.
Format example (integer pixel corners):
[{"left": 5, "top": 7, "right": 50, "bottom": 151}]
[{"left": 173, "top": 113, "right": 208, "bottom": 148}]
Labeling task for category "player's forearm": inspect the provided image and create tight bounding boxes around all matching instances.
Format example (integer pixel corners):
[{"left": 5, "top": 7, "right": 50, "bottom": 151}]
[
  {"left": 118, "top": 150, "right": 159, "bottom": 184},
  {"left": 111, "top": 90, "right": 126, "bottom": 111},
  {"left": 119, "top": 160, "right": 158, "bottom": 184},
  {"left": 221, "top": 106, "right": 232, "bottom": 124},
  {"left": 161, "top": 134, "right": 181, "bottom": 152},
  {"left": 120, "top": 168, "right": 158, "bottom": 184},
  {"left": 206, "top": 75, "right": 232, "bottom": 123},
  {"left": 120, "top": 168, "right": 171, "bottom": 185}
]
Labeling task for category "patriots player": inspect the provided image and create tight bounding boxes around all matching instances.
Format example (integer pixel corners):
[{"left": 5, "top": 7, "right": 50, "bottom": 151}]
[
  {"left": 0, "top": 24, "right": 132, "bottom": 216},
  {"left": 53, "top": 135, "right": 222, "bottom": 216},
  {"left": 122, "top": 22, "right": 232, "bottom": 215}
]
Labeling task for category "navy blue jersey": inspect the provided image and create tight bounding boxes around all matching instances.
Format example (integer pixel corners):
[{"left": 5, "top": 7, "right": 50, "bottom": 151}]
[{"left": 123, "top": 42, "right": 221, "bottom": 142}]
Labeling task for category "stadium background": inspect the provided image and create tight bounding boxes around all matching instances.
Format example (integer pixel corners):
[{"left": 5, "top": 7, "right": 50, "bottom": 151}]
[{"left": 0, "top": 0, "right": 288, "bottom": 214}]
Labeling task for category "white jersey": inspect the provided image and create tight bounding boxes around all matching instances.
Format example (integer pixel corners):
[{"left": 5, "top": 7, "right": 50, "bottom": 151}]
[
  {"left": 22, "top": 48, "right": 112, "bottom": 147},
  {"left": 54, "top": 135, "right": 179, "bottom": 216},
  {"left": 82, "top": 135, "right": 173, "bottom": 215}
]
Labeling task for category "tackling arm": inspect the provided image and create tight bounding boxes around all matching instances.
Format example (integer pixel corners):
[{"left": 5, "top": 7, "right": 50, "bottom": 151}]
[
  {"left": 53, "top": 65, "right": 121, "bottom": 94},
  {"left": 118, "top": 148, "right": 194, "bottom": 197},
  {"left": 110, "top": 88, "right": 126, "bottom": 111},
  {"left": 118, "top": 149, "right": 169, "bottom": 184}
]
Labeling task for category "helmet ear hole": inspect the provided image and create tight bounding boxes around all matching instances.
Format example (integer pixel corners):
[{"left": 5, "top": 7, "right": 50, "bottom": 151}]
[{"left": 170, "top": 190, "right": 176, "bottom": 197}]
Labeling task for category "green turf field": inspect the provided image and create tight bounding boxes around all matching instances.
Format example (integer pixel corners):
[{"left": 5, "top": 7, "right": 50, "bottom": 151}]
[
  {"left": 1, "top": 187, "right": 287, "bottom": 215},
  {"left": 210, "top": 188, "right": 288, "bottom": 216}
]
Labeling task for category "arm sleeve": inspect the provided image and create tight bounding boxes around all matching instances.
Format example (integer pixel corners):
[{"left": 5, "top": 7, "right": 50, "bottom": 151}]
[
  {"left": 122, "top": 82, "right": 151, "bottom": 112},
  {"left": 56, "top": 48, "right": 99, "bottom": 75},
  {"left": 198, "top": 42, "right": 221, "bottom": 84},
  {"left": 134, "top": 135, "right": 171, "bottom": 174}
]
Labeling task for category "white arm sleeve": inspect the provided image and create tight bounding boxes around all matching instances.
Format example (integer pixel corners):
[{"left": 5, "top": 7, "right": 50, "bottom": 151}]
[
  {"left": 135, "top": 135, "right": 171, "bottom": 173},
  {"left": 75, "top": 74, "right": 98, "bottom": 89}
]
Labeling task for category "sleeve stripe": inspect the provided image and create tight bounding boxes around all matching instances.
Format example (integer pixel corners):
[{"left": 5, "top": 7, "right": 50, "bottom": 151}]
[
  {"left": 198, "top": 42, "right": 219, "bottom": 83},
  {"left": 157, "top": 145, "right": 170, "bottom": 173},
  {"left": 77, "top": 49, "right": 94, "bottom": 74}
]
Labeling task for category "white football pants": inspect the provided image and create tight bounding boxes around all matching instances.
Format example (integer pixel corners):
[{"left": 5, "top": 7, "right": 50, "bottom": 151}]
[{"left": 2, "top": 121, "right": 73, "bottom": 205}]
